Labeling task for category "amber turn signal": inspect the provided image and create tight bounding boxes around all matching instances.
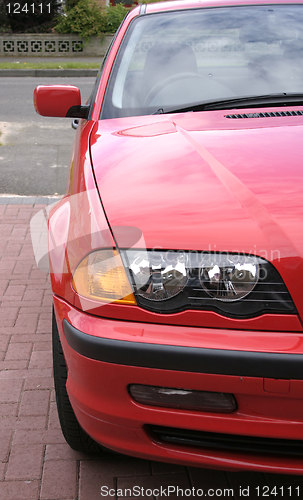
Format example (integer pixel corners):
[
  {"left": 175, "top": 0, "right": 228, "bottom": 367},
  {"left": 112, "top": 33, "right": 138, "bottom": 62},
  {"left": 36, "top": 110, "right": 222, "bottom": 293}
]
[{"left": 72, "top": 249, "right": 136, "bottom": 305}]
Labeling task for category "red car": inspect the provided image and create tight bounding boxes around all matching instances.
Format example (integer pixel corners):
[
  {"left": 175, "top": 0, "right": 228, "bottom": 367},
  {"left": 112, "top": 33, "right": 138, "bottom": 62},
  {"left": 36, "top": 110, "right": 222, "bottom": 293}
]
[{"left": 34, "top": 0, "right": 303, "bottom": 474}]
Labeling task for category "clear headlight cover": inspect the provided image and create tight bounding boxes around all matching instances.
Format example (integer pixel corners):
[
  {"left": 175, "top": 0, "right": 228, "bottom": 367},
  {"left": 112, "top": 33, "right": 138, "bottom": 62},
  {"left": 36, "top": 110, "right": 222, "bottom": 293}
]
[
  {"left": 199, "top": 253, "right": 258, "bottom": 301},
  {"left": 126, "top": 250, "right": 188, "bottom": 301},
  {"left": 124, "top": 250, "right": 295, "bottom": 317}
]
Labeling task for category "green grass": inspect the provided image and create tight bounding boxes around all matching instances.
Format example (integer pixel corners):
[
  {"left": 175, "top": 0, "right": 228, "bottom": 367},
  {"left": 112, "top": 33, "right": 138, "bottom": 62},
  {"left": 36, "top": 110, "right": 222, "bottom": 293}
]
[{"left": 0, "top": 61, "right": 99, "bottom": 70}]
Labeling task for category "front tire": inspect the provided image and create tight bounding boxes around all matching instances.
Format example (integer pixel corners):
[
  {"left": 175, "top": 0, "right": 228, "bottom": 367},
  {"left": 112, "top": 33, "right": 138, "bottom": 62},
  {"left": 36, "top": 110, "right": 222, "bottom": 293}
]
[{"left": 52, "top": 307, "right": 106, "bottom": 454}]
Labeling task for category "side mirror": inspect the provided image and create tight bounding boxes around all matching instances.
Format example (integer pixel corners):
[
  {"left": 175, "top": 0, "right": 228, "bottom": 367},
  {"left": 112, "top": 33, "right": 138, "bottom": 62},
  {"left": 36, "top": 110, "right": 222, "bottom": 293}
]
[{"left": 33, "top": 85, "right": 89, "bottom": 119}]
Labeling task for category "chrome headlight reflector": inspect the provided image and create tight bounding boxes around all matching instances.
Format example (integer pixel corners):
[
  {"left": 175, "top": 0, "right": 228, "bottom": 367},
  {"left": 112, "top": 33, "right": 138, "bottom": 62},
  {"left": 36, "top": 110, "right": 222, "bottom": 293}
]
[
  {"left": 127, "top": 250, "right": 188, "bottom": 301},
  {"left": 199, "top": 253, "right": 258, "bottom": 301}
]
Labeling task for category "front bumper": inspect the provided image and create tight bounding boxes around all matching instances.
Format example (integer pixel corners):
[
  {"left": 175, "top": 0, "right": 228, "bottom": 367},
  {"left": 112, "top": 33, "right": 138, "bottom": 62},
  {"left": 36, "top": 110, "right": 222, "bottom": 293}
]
[{"left": 54, "top": 295, "right": 303, "bottom": 474}]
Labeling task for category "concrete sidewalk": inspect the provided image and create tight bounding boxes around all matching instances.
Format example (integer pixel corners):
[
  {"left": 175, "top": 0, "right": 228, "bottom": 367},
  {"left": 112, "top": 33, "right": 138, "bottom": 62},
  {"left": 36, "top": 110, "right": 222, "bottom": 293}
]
[{"left": 0, "top": 200, "right": 302, "bottom": 500}]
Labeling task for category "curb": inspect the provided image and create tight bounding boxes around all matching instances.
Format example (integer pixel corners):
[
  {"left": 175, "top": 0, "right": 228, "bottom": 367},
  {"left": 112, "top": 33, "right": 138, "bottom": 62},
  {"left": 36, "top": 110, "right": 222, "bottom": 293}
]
[
  {"left": 0, "top": 195, "right": 61, "bottom": 204},
  {"left": 0, "top": 68, "right": 98, "bottom": 77}
]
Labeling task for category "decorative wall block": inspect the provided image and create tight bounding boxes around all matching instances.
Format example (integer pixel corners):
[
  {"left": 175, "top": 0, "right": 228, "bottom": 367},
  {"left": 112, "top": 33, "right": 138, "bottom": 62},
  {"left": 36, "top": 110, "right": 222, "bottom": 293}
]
[
  {"left": 45, "top": 40, "right": 56, "bottom": 53},
  {"left": 31, "top": 40, "right": 42, "bottom": 53},
  {"left": 17, "top": 40, "right": 29, "bottom": 52},
  {"left": 3, "top": 40, "right": 15, "bottom": 53}
]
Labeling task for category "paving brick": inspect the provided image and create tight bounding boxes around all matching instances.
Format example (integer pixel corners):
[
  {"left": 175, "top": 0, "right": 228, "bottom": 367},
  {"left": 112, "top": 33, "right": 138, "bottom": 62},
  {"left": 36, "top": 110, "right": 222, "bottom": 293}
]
[
  {"left": 11, "top": 226, "right": 28, "bottom": 239},
  {"left": 4, "top": 284, "right": 25, "bottom": 298},
  {"left": 0, "top": 480, "right": 40, "bottom": 500},
  {"left": 0, "top": 417, "right": 16, "bottom": 430},
  {"left": 0, "top": 259, "right": 15, "bottom": 276},
  {"left": 14, "top": 312, "right": 38, "bottom": 332},
  {"left": 36, "top": 317, "right": 52, "bottom": 334},
  {"left": 42, "top": 294, "right": 53, "bottom": 308},
  {"left": 17, "top": 247, "right": 35, "bottom": 257},
  {"left": 12, "top": 430, "right": 45, "bottom": 446},
  {"left": 1, "top": 296, "right": 27, "bottom": 305},
  {"left": 15, "top": 415, "right": 47, "bottom": 430},
  {"left": 79, "top": 460, "right": 115, "bottom": 500},
  {"left": 23, "top": 288, "right": 44, "bottom": 302},
  {"left": 50, "top": 388, "right": 56, "bottom": 402},
  {"left": 0, "top": 403, "right": 18, "bottom": 417},
  {"left": 0, "top": 368, "right": 52, "bottom": 380},
  {"left": 0, "top": 224, "right": 13, "bottom": 236},
  {"left": 13, "top": 261, "right": 33, "bottom": 275},
  {"left": 19, "top": 390, "right": 50, "bottom": 417},
  {"left": 0, "top": 378, "right": 23, "bottom": 403},
  {"left": 33, "top": 341, "right": 52, "bottom": 351},
  {"left": 0, "top": 429, "right": 12, "bottom": 462},
  {"left": 19, "top": 304, "right": 46, "bottom": 312},
  {"left": 5, "top": 443, "right": 44, "bottom": 480},
  {"left": 45, "top": 443, "right": 86, "bottom": 461},
  {"left": 12, "top": 428, "right": 65, "bottom": 446},
  {"left": 0, "top": 463, "right": 5, "bottom": 481},
  {"left": 4, "top": 243, "right": 22, "bottom": 257},
  {"left": 24, "top": 367, "right": 53, "bottom": 378},
  {"left": 30, "top": 268, "right": 48, "bottom": 281},
  {"left": 0, "top": 359, "right": 29, "bottom": 371},
  {"left": 48, "top": 402, "right": 61, "bottom": 430},
  {"left": 24, "top": 376, "right": 54, "bottom": 391},
  {"left": 40, "top": 460, "right": 77, "bottom": 499},
  {"left": 10, "top": 333, "right": 49, "bottom": 343},
  {"left": 5, "top": 207, "right": 19, "bottom": 217},
  {"left": 43, "top": 428, "right": 67, "bottom": 445},
  {"left": 0, "top": 307, "right": 19, "bottom": 327},
  {"left": 0, "top": 335, "right": 9, "bottom": 352},
  {"left": 0, "top": 280, "right": 8, "bottom": 296},
  {"left": 5, "top": 342, "right": 32, "bottom": 361},
  {"left": 29, "top": 350, "right": 52, "bottom": 369}
]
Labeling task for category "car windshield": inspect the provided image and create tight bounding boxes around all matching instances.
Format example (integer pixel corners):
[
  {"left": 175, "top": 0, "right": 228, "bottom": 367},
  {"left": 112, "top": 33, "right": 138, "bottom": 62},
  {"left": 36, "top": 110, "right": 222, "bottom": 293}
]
[{"left": 101, "top": 4, "right": 303, "bottom": 119}]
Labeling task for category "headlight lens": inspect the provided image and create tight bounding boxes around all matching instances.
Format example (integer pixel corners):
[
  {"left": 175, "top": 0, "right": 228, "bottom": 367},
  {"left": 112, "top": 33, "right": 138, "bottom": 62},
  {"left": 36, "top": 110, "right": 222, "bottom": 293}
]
[
  {"left": 124, "top": 250, "right": 295, "bottom": 317},
  {"left": 128, "top": 250, "right": 188, "bottom": 301},
  {"left": 127, "top": 250, "right": 258, "bottom": 303},
  {"left": 199, "top": 253, "right": 258, "bottom": 301}
]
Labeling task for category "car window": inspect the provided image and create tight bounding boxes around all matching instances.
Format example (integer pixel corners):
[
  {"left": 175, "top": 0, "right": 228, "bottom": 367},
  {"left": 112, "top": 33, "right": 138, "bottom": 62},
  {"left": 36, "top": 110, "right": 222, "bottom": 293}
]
[{"left": 101, "top": 4, "right": 303, "bottom": 118}]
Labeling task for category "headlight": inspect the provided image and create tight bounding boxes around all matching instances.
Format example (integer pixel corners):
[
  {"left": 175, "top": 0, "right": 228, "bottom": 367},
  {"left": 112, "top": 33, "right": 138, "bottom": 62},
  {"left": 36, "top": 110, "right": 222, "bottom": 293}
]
[
  {"left": 124, "top": 250, "right": 295, "bottom": 318},
  {"left": 199, "top": 253, "right": 258, "bottom": 301},
  {"left": 127, "top": 250, "right": 188, "bottom": 301}
]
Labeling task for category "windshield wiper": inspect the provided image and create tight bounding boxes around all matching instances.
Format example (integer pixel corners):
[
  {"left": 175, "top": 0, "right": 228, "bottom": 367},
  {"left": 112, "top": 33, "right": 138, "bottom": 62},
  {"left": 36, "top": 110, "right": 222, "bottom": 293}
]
[{"left": 153, "top": 93, "right": 303, "bottom": 114}]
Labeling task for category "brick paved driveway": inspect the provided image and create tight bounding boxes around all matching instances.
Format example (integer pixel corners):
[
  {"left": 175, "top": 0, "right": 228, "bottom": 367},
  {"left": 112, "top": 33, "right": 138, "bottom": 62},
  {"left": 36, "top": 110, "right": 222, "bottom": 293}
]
[{"left": 0, "top": 200, "right": 302, "bottom": 500}]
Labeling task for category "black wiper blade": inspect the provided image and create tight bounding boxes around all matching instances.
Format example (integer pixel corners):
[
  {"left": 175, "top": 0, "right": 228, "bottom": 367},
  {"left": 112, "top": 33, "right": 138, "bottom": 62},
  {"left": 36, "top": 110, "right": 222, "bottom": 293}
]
[{"left": 154, "top": 93, "right": 303, "bottom": 114}]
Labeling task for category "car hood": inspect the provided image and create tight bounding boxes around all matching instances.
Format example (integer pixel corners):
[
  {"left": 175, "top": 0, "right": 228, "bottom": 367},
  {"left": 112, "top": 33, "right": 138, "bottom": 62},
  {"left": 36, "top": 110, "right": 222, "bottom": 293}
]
[
  {"left": 90, "top": 110, "right": 303, "bottom": 312},
  {"left": 90, "top": 110, "right": 303, "bottom": 251}
]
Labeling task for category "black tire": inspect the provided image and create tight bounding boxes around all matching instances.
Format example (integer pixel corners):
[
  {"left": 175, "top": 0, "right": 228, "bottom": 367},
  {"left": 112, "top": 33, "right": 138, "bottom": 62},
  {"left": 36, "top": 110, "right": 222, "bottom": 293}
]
[{"left": 52, "top": 307, "right": 107, "bottom": 454}]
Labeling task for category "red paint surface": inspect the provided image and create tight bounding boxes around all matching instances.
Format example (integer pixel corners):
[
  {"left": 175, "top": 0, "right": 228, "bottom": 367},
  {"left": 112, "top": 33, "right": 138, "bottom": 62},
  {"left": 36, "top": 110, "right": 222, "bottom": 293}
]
[{"left": 34, "top": 85, "right": 81, "bottom": 117}]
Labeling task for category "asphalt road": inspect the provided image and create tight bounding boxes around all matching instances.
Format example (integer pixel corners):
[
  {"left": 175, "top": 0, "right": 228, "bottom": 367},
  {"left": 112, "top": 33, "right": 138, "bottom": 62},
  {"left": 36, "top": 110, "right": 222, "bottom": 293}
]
[{"left": 0, "top": 76, "right": 96, "bottom": 196}]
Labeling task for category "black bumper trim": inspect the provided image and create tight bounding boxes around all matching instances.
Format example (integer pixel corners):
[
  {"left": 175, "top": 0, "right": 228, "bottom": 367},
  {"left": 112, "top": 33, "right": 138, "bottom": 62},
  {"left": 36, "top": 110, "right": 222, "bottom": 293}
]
[{"left": 63, "top": 319, "right": 303, "bottom": 379}]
